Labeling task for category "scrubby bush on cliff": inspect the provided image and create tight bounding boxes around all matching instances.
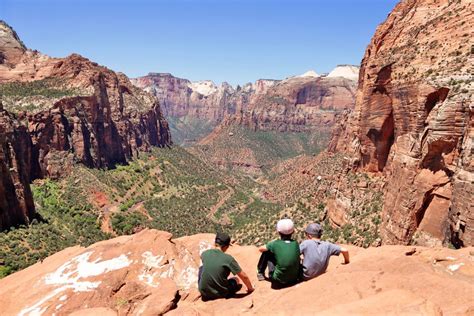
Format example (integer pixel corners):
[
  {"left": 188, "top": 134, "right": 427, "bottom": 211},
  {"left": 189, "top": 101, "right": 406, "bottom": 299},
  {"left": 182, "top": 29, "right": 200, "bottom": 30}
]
[{"left": 0, "top": 79, "right": 77, "bottom": 98}]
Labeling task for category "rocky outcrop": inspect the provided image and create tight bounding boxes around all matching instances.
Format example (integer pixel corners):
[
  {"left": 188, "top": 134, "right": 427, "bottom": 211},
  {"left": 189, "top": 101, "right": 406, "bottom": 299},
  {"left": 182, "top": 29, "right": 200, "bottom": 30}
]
[
  {"left": 327, "top": 65, "right": 360, "bottom": 80},
  {"left": 0, "top": 21, "right": 171, "bottom": 229},
  {"left": 131, "top": 73, "right": 240, "bottom": 124},
  {"left": 132, "top": 69, "right": 357, "bottom": 144},
  {"left": 235, "top": 75, "right": 357, "bottom": 133},
  {"left": 0, "top": 229, "right": 472, "bottom": 315},
  {"left": 0, "top": 104, "right": 36, "bottom": 230},
  {"left": 0, "top": 21, "right": 171, "bottom": 179},
  {"left": 332, "top": 0, "right": 473, "bottom": 246}
]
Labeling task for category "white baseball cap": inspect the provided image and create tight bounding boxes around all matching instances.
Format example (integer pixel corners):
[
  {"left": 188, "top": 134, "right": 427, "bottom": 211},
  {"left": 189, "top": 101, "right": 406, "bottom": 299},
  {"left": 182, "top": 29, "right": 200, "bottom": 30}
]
[{"left": 276, "top": 219, "right": 294, "bottom": 235}]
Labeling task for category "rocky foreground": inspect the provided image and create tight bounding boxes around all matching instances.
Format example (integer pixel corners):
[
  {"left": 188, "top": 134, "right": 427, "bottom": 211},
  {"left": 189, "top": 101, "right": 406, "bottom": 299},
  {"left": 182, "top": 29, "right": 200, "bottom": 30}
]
[{"left": 0, "top": 229, "right": 472, "bottom": 315}]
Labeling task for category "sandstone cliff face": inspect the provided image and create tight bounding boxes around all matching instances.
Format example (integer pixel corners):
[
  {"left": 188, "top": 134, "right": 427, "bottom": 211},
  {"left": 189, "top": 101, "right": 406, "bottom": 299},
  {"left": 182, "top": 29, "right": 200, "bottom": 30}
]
[
  {"left": 0, "top": 104, "right": 36, "bottom": 231},
  {"left": 332, "top": 0, "right": 473, "bottom": 246},
  {"left": 0, "top": 229, "right": 472, "bottom": 315},
  {"left": 131, "top": 73, "right": 240, "bottom": 124},
  {"left": 237, "top": 76, "right": 357, "bottom": 133},
  {"left": 0, "top": 21, "right": 171, "bottom": 229},
  {"left": 0, "top": 22, "right": 171, "bottom": 179},
  {"left": 133, "top": 71, "right": 357, "bottom": 144}
]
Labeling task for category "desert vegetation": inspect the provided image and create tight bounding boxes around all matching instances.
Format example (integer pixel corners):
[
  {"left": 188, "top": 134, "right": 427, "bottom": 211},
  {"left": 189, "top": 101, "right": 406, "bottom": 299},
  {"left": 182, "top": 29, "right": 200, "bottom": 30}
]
[{"left": 0, "top": 146, "right": 383, "bottom": 278}]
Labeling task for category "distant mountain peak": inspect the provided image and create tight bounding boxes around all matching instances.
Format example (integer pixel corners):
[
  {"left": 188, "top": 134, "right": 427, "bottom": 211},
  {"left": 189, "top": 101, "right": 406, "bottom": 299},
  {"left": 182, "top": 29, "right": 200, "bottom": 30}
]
[
  {"left": 327, "top": 65, "right": 359, "bottom": 80},
  {"left": 298, "top": 70, "right": 320, "bottom": 78},
  {"left": 0, "top": 20, "right": 27, "bottom": 65},
  {"left": 188, "top": 80, "right": 218, "bottom": 96}
]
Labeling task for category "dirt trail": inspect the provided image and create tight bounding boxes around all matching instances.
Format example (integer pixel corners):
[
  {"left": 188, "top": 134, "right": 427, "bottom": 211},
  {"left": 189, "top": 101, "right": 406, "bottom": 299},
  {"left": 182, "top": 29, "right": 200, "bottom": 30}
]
[
  {"left": 130, "top": 201, "right": 153, "bottom": 220},
  {"left": 100, "top": 205, "right": 120, "bottom": 234},
  {"left": 207, "top": 187, "right": 234, "bottom": 221}
]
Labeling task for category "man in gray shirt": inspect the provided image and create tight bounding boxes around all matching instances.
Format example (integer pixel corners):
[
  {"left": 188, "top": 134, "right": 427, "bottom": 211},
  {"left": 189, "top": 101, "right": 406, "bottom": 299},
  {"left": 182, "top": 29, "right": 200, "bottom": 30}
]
[{"left": 299, "top": 223, "right": 350, "bottom": 280}]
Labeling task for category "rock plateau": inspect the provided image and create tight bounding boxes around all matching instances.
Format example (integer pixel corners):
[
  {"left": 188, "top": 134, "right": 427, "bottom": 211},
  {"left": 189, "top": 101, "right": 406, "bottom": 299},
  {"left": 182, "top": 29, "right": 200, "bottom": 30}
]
[{"left": 0, "top": 229, "right": 472, "bottom": 315}]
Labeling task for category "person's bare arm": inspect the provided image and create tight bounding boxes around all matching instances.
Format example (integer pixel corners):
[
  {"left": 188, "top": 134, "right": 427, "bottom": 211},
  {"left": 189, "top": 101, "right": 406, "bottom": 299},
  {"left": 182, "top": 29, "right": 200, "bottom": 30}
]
[
  {"left": 237, "top": 271, "right": 255, "bottom": 293},
  {"left": 340, "top": 247, "right": 350, "bottom": 264},
  {"left": 258, "top": 245, "right": 267, "bottom": 253}
]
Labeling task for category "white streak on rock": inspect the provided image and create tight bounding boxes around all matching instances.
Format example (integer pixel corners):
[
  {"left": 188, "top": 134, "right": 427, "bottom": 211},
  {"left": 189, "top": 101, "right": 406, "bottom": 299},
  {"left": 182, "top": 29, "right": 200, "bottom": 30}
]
[
  {"left": 138, "top": 251, "right": 169, "bottom": 287},
  {"left": 45, "top": 252, "right": 130, "bottom": 291},
  {"left": 447, "top": 263, "right": 464, "bottom": 272},
  {"left": 141, "top": 251, "right": 164, "bottom": 268},
  {"left": 19, "top": 252, "right": 131, "bottom": 316},
  {"left": 19, "top": 287, "right": 65, "bottom": 316},
  {"left": 199, "top": 241, "right": 211, "bottom": 255}
]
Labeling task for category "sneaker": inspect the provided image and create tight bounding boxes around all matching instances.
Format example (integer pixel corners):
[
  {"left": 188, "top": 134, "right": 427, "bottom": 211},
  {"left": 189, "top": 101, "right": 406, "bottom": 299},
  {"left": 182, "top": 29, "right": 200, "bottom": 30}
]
[{"left": 257, "top": 273, "right": 266, "bottom": 281}]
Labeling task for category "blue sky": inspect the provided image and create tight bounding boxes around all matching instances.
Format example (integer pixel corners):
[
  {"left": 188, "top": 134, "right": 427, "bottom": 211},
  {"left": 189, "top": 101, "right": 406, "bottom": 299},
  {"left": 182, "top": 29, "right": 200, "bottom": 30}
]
[{"left": 1, "top": 0, "right": 398, "bottom": 85}]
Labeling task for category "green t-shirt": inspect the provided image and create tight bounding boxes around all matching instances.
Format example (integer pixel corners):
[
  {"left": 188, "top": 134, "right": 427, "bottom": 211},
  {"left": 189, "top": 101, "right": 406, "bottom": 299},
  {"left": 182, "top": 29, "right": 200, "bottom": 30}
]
[
  {"left": 266, "top": 239, "right": 300, "bottom": 285},
  {"left": 198, "top": 249, "right": 242, "bottom": 299}
]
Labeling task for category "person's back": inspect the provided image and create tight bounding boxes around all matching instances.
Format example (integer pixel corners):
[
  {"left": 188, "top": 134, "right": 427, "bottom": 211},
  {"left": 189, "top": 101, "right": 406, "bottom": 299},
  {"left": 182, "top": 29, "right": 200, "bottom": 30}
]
[
  {"left": 300, "top": 223, "right": 349, "bottom": 280},
  {"left": 199, "top": 248, "right": 241, "bottom": 300},
  {"left": 266, "top": 238, "right": 300, "bottom": 285},
  {"left": 300, "top": 239, "right": 341, "bottom": 279},
  {"left": 198, "top": 232, "right": 254, "bottom": 300},
  {"left": 257, "top": 219, "right": 301, "bottom": 288}
]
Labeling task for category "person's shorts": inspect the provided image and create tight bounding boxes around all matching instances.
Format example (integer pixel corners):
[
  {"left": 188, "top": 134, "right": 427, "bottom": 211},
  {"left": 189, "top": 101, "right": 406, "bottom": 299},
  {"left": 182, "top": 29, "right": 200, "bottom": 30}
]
[
  {"left": 226, "top": 277, "right": 243, "bottom": 297},
  {"left": 201, "top": 278, "right": 242, "bottom": 301}
]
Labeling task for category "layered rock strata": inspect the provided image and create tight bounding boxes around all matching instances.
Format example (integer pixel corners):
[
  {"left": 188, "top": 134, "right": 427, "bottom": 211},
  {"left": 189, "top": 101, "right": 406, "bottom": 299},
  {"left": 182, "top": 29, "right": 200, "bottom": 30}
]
[
  {"left": 0, "top": 21, "right": 171, "bottom": 178},
  {"left": 0, "top": 104, "right": 36, "bottom": 230},
  {"left": 132, "top": 69, "right": 358, "bottom": 142},
  {"left": 332, "top": 0, "right": 473, "bottom": 246},
  {"left": 0, "top": 21, "right": 171, "bottom": 228}
]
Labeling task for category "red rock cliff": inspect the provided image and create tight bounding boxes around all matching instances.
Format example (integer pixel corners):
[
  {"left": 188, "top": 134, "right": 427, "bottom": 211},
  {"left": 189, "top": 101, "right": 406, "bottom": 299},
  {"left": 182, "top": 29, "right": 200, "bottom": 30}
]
[
  {"left": 0, "top": 21, "right": 171, "bottom": 179},
  {"left": 0, "top": 21, "right": 171, "bottom": 230},
  {"left": 133, "top": 71, "right": 357, "bottom": 138},
  {"left": 0, "top": 103, "right": 36, "bottom": 230},
  {"left": 333, "top": 0, "right": 473, "bottom": 246},
  {"left": 238, "top": 75, "right": 356, "bottom": 133}
]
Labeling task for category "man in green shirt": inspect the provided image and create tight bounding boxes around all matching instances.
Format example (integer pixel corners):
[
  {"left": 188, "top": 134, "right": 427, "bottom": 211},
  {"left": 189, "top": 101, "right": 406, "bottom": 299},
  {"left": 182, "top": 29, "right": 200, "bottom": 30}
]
[
  {"left": 198, "top": 232, "right": 254, "bottom": 301},
  {"left": 257, "top": 218, "right": 301, "bottom": 289}
]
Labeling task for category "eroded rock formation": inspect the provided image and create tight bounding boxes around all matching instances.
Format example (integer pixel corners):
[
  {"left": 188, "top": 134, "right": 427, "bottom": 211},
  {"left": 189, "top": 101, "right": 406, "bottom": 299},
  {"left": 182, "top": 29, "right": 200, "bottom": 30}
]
[
  {"left": 235, "top": 75, "right": 357, "bottom": 133},
  {"left": 331, "top": 0, "right": 473, "bottom": 246},
  {"left": 0, "top": 21, "right": 171, "bottom": 179},
  {"left": 0, "top": 21, "right": 171, "bottom": 229},
  {"left": 0, "top": 229, "right": 472, "bottom": 315},
  {"left": 0, "top": 104, "right": 36, "bottom": 230},
  {"left": 132, "top": 69, "right": 358, "bottom": 145}
]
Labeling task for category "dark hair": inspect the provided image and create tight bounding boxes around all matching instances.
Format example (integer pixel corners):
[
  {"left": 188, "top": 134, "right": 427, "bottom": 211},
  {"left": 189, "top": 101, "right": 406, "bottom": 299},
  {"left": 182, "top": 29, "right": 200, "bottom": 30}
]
[
  {"left": 215, "top": 232, "right": 231, "bottom": 247},
  {"left": 279, "top": 233, "right": 293, "bottom": 240}
]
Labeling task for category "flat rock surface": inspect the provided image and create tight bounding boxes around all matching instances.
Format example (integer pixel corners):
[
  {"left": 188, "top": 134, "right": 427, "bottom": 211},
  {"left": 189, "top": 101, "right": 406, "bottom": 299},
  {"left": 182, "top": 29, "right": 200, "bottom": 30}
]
[{"left": 0, "top": 229, "right": 472, "bottom": 315}]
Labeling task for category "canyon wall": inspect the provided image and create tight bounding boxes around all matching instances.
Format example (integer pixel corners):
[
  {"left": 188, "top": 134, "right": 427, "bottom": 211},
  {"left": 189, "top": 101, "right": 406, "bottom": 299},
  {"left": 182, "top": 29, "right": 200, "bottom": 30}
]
[
  {"left": 0, "top": 104, "right": 36, "bottom": 230},
  {"left": 133, "top": 67, "right": 358, "bottom": 144},
  {"left": 235, "top": 74, "right": 357, "bottom": 133},
  {"left": 332, "top": 0, "right": 473, "bottom": 246},
  {"left": 0, "top": 21, "right": 171, "bottom": 229}
]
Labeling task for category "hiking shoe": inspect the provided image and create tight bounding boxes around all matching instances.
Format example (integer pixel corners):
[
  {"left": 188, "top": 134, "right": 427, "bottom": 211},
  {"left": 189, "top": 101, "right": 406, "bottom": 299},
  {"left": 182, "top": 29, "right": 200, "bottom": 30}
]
[{"left": 257, "top": 273, "right": 266, "bottom": 281}]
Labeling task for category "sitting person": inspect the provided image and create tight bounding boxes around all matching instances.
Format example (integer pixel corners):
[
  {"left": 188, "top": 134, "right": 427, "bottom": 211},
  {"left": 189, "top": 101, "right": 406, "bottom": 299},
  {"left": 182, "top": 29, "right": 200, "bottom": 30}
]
[
  {"left": 198, "top": 232, "right": 254, "bottom": 301},
  {"left": 257, "top": 218, "right": 301, "bottom": 289},
  {"left": 299, "top": 223, "right": 350, "bottom": 280}
]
